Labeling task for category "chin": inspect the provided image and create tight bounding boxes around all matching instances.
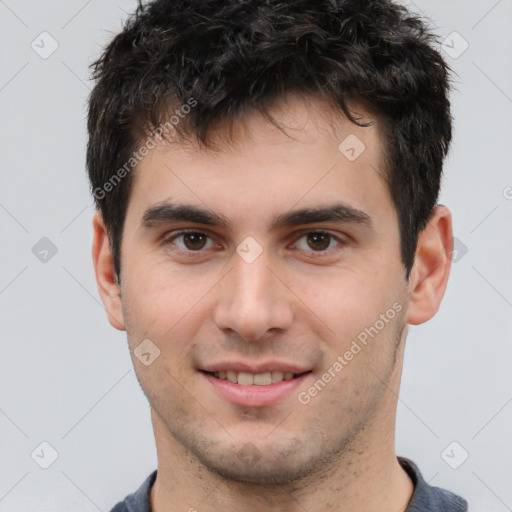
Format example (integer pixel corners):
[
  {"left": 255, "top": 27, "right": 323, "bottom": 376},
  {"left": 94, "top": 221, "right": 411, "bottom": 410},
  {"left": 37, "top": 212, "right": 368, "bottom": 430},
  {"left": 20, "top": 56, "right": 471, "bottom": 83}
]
[
  {"left": 203, "top": 452, "right": 315, "bottom": 485},
  {"left": 190, "top": 437, "right": 335, "bottom": 486}
]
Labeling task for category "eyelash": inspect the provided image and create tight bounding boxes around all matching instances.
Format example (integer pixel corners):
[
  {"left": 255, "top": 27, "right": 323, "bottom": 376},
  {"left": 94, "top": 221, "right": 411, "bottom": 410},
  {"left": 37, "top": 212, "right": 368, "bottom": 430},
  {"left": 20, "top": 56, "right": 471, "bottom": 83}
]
[{"left": 163, "top": 229, "right": 346, "bottom": 257}]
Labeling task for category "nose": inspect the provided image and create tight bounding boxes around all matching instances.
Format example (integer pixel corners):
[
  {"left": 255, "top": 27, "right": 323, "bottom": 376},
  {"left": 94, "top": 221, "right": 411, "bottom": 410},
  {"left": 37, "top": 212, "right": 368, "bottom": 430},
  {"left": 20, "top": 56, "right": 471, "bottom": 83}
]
[{"left": 213, "top": 251, "right": 294, "bottom": 342}]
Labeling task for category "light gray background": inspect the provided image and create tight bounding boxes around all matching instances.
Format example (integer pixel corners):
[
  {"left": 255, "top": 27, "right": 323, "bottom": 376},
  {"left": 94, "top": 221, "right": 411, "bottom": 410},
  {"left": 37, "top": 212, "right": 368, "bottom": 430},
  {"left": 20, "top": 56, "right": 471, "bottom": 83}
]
[{"left": 1, "top": 0, "right": 511, "bottom": 510}]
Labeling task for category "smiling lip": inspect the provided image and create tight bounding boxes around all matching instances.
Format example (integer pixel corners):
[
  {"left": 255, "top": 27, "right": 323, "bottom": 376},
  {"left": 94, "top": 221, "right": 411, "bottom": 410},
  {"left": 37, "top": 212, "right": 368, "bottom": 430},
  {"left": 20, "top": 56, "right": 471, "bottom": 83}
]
[
  {"left": 201, "top": 370, "right": 312, "bottom": 408},
  {"left": 200, "top": 361, "right": 310, "bottom": 375}
]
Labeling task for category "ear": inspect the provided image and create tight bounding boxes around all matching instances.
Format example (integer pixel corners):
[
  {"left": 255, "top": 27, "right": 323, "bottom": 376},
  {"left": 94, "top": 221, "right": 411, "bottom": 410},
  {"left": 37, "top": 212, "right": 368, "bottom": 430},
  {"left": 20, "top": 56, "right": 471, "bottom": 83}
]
[
  {"left": 406, "top": 205, "right": 453, "bottom": 325},
  {"left": 91, "top": 211, "right": 125, "bottom": 331}
]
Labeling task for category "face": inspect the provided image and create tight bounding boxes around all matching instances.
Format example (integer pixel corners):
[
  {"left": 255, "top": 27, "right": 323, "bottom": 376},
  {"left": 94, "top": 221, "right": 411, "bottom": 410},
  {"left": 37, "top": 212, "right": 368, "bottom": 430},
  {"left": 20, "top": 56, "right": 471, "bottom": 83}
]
[{"left": 106, "top": 95, "right": 413, "bottom": 484}]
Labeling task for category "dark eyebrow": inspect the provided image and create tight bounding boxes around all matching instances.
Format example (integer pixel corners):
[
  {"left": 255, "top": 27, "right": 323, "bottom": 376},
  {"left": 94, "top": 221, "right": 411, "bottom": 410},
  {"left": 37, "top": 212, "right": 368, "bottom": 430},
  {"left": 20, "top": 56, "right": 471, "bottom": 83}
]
[
  {"left": 273, "top": 203, "right": 372, "bottom": 230},
  {"left": 141, "top": 203, "right": 231, "bottom": 230},
  {"left": 140, "top": 201, "right": 372, "bottom": 231}
]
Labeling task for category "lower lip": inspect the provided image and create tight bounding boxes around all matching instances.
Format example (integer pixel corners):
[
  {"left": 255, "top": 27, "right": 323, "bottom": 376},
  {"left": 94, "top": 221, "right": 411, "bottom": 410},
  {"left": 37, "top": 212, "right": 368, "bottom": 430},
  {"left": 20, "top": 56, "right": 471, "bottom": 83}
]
[{"left": 202, "top": 372, "right": 311, "bottom": 408}]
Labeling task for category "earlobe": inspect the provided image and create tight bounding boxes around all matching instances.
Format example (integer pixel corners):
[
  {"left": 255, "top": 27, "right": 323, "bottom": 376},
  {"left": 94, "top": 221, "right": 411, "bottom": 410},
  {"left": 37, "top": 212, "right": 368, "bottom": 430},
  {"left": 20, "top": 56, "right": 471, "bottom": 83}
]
[
  {"left": 405, "top": 206, "right": 453, "bottom": 326},
  {"left": 91, "top": 211, "right": 126, "bottom": 331}
]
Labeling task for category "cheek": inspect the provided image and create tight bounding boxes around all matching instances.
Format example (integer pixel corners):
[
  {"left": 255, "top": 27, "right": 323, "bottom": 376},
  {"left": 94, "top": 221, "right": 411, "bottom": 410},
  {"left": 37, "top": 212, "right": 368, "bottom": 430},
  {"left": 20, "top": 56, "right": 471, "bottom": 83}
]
[
  {"left": 296, "top": 271, "right": 395, "bottom": 339},
  {"left": 123, "top": 258, "right": 191, "bottom": 317},
  {"left": 121, "top": 261, "right": 218, "bottom": 362}
]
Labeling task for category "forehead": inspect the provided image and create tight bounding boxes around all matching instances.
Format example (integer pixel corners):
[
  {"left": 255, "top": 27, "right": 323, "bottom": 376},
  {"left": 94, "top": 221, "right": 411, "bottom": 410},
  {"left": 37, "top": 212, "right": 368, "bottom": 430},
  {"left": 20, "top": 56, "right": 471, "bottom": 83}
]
[
  {"left": 126, "top": 93, "right": 391, "bottom": 228},
  {"left": 163, "top": 93, "right": 384, "bottom": 164}
]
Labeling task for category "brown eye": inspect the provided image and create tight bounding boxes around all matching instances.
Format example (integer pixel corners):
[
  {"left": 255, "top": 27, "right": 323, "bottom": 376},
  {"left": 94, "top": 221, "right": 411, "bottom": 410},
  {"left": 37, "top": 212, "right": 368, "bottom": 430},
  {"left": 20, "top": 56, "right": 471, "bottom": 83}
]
[
  {"left": 181, "top": 232, "right": 208, "bottom": 250},
  {"left": 306, "top": 232, "right": 331, "bottom": 251},
  {"left": 167, "top": 231, "right": 215, "bottom": 252},
  {"left": 292, "top": 230, "right": 343, "bottom": 254}
]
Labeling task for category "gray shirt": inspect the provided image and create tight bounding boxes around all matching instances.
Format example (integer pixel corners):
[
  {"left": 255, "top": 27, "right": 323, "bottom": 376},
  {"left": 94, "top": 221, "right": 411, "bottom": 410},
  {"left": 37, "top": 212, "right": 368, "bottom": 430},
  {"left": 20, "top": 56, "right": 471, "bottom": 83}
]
[{"left": 109, "top": 457, "right": 468, "bottom": 511}]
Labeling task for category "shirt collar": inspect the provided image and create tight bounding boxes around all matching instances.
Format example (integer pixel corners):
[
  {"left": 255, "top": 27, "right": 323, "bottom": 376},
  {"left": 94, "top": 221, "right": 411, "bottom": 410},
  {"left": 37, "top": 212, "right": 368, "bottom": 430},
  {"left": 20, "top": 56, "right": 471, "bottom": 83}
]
[{"left": 122, "top": 458, "right": 467, "bottom": 511}]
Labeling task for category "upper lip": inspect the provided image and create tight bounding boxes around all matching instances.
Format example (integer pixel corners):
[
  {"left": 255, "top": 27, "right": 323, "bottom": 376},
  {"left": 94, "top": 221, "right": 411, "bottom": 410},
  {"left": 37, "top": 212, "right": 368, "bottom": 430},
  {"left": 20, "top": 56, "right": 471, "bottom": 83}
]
[{"left": 200, "top": 361, "right": 311, "bottom": 374}]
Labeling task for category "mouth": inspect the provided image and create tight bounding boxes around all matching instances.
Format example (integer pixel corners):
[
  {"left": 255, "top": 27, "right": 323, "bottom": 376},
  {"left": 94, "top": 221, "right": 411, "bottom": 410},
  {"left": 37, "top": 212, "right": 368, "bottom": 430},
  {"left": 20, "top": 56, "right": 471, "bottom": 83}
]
[
  {"left": 202, "top": 370, "right": 310, "bottom": 386},
  {"left": 200, "top": 367, "right": 313, "bottom": 407}
]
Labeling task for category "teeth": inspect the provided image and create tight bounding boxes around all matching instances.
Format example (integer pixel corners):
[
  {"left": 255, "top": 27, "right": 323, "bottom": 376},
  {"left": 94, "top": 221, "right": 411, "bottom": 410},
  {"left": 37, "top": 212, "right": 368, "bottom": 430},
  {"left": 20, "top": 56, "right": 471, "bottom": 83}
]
[
  {"left": 271, "top": 371, "right": 284, "bottom": 383},
  {"left": 253, "top": 372, "right": 272, "bottom": 385},
  {"left": 212, "top": 370, "right": 299, "bottom": 385},
  {"left": 238, "top": 372, "right": 254, "bottom": 385}
]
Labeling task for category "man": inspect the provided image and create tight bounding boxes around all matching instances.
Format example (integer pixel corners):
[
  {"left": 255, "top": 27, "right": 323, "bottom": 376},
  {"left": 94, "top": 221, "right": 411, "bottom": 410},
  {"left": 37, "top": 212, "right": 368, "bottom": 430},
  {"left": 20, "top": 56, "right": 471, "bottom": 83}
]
[{"left": 88, "top": 0, "right": 468, "bottom": 510}]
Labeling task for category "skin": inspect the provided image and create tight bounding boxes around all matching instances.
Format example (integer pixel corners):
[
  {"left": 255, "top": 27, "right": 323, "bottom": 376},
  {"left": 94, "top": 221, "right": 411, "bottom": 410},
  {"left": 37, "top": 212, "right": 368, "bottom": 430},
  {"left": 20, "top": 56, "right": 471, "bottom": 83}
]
[{"left": 92, "top": 93, "right": 453, "bottom": 512}]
